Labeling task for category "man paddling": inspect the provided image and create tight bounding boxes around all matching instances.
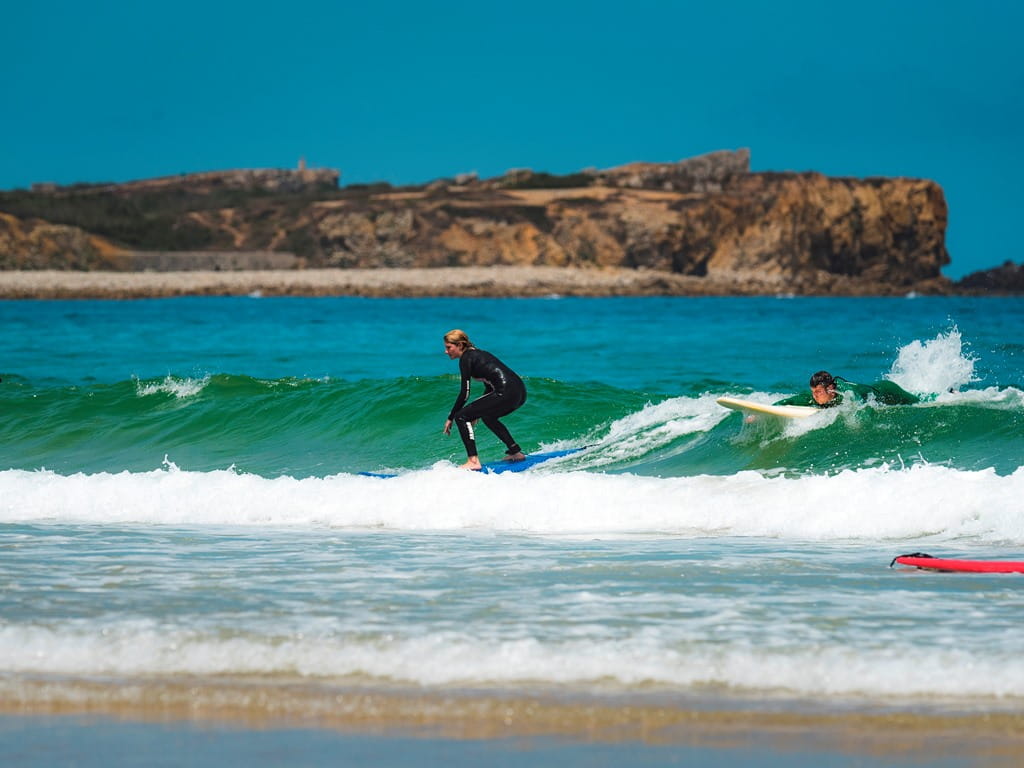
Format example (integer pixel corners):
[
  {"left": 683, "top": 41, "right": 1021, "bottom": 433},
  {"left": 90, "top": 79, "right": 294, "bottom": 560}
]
[{"left": 775, "top": 370, "right": 919, "bottom": 408}]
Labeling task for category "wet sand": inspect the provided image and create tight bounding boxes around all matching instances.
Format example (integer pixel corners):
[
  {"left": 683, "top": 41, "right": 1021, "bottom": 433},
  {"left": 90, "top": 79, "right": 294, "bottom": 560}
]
[
  {"left": 0, "top": 267, "right": 757, "bottom": 299},
  {"left": 3, "top": 678, "right": 1022, "bottom": 766}
]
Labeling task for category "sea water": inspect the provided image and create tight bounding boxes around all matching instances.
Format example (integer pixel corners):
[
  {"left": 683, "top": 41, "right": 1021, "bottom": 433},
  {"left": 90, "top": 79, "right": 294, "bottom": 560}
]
[{"left": 2, "top": 296, "right": 1023, "bottom": 719}]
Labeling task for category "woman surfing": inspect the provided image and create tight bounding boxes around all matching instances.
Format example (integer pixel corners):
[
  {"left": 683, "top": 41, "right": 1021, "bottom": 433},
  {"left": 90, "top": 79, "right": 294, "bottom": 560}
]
[{"left": 442, "top": 329, "right": 527, "bottom": 471}]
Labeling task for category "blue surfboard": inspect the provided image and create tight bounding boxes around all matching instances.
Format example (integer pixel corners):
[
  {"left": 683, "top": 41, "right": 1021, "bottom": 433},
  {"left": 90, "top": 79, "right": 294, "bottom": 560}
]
[
  {"left": 480, "top": 447, "right": 582, "bottom": 474},
  {"left": 359, "top": 448, "right": 583, "bottom": 478}
]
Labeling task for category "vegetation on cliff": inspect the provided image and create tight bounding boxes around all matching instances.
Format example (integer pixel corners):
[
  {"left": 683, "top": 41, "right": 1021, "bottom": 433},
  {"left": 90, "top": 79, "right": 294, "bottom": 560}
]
[{"left": 0, "top": 150, "right": 962, "bottom": 294}]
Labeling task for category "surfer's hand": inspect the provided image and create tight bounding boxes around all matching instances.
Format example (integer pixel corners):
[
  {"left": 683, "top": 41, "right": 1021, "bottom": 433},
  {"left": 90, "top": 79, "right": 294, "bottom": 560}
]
[{"left": 443, "top": 419, "right": 452, "bottom": 435}]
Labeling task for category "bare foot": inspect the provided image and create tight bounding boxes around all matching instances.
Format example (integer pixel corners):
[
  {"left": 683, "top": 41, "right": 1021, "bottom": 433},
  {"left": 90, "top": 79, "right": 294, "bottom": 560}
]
[
  {"left": 503, "top": 452, "right": 526, "bottom": 463},
  {"left": 459, "top": 458, "right": 483, "bottom": 471}
]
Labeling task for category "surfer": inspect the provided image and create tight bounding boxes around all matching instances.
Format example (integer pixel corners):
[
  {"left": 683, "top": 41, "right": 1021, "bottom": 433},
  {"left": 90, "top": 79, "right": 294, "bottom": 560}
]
[
  {"left": 775, "top": 370, "right": 919, "bottom": 408},
  {"left": 442, "top": 329, "right": 527, "bottom": 471}
]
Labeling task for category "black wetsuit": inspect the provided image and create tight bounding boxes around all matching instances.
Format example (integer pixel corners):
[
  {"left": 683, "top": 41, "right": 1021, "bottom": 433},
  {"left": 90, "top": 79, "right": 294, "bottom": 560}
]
[
  {"left": 448, "top": 347, "right": 527, "bottom": 458},
  {"left": 774, "top": 379, "right": 919, "bottom": 407}
]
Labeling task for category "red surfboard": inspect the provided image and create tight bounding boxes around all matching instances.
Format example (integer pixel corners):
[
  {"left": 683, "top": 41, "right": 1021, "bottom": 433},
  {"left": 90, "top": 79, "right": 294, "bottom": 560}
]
[{"left": 891, "top": 553, "right": 1024, "bottom": 574}]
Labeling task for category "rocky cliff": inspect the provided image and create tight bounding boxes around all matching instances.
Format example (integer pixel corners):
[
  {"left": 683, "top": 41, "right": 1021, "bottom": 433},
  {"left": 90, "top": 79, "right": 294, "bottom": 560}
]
[
  {"left": 0, "top": 152, "right": 954, "bottom": 295},
  {"left": 0, "top": 211, "right": 131, "bottom": 270},
  {"left": 954, "top": 260, "right": 1024, "bottom": 293}
]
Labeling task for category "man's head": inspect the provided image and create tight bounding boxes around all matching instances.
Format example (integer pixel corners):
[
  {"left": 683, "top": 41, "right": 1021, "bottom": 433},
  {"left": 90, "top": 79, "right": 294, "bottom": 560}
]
[{"left": 809, "top": 370, "right": 837, "bottom": 405}]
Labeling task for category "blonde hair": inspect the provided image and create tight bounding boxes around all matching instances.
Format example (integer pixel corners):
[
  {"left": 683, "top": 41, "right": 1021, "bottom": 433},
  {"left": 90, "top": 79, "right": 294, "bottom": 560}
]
[{"left": 443, "top": 329, "right": 473, "bottom": 350}]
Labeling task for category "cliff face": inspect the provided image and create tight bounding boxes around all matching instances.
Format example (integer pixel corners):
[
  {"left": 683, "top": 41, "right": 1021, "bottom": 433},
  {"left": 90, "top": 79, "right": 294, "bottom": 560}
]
[
  {"left": 0, "top": 212, "right": 130, "bottom": 270},
  {"left": 309, "top": 166, "right": 949, "bottom": 293},
  {"left": 0, "top": 153, "right": 952, "bottom": 294}
]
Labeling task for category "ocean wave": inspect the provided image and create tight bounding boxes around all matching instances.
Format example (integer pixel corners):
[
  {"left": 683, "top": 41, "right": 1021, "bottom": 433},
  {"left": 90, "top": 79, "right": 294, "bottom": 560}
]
[
  {"left": 3, "top": 463, "right": 1023, "bottom": 542},
  {"left": 3, "top": 323, "right": 1022, "bottom": 479},
  {"left": 3, "top": 622, "right": 1023, "bottom": 702}
]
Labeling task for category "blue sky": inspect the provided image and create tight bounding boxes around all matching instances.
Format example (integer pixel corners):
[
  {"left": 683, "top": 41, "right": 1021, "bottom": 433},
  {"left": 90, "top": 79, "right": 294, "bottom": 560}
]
[{"left": 4, "top": 1, "right": 1021, "bottom": 278}]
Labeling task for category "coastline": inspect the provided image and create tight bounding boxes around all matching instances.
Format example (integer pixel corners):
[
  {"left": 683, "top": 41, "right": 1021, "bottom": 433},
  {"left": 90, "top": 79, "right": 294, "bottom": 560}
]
[
  {"left": 4, "top": 678, "right": 1023, "bottom": 765},
  {"left": 0, "top": 267, "right": 954, "bottom": 299}
]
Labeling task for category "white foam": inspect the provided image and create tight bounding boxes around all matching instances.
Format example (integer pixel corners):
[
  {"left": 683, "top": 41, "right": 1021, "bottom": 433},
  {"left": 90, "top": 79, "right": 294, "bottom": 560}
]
[
  {"left": 135, "top": 375, "right": 209, "bottom": 399},
  {"left": 575, "top": 394, "right": 732, "bottom": 466},
  {"left": 3, "top": 462, "right": 1023, "bottom": 542},
  {"left": 931, "top": 384, "right": 1024, "bottom": 408},
  {"left": 887, "top": 326, "right": 977, "bottom": 394},
  {"left": 3, "top": 623, "right": 1023, "bottom": 701}
]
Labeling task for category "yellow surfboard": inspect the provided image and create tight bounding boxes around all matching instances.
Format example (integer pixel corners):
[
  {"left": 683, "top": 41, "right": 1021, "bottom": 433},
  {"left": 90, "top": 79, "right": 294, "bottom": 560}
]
[{"left": 716, "top": 396, "right": 819, "bottom": 419}]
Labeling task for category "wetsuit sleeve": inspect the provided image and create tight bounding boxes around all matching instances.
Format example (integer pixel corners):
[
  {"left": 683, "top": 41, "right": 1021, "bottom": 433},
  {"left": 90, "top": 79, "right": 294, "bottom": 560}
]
[
  {"left": 773, "top": 393, "right": 816, "bottom": 407},
  {"left": 839, "top": 381, "right": 873, "bottom": 402},
  {"left": 867, "top": 381, "right": 920, "bottom": 405},
  {"left": 448, "top": 353, "right": 473, "bottom": 419}
]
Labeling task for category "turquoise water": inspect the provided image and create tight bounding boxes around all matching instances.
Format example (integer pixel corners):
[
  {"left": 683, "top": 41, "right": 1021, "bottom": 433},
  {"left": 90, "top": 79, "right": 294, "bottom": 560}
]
[
  {"left": 4, "top": 296, "right": 1022, "bottom": 477},
  {"left": 2, "top": 296, "right": 1024, "bottom": 722}
]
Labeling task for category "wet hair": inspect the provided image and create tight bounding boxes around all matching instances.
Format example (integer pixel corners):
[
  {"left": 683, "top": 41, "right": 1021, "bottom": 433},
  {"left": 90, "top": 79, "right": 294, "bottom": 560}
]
[
  {"left": 443, "top": 329, "right": 474, "bottom": 350},
  {"left": 809, "top": 370, "right": 835, "bottom": 388}
]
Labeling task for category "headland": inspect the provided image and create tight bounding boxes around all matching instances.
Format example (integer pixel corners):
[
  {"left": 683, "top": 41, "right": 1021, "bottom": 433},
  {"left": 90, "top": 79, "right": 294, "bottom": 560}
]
[{"left": 1, "top": 149, "right": 1018, "bottom": 297}]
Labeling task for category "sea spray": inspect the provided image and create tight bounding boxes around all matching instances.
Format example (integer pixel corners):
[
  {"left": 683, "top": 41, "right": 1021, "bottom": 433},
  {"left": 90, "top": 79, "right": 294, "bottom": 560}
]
[{"left": 887, "top": 326, "right": 977, "bottom": 394}]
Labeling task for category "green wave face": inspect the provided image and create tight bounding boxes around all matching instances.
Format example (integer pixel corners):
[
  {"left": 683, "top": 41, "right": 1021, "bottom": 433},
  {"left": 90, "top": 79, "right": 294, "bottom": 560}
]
[{"left": 2, "top": 372, "right": 1021, "bottom": 477}]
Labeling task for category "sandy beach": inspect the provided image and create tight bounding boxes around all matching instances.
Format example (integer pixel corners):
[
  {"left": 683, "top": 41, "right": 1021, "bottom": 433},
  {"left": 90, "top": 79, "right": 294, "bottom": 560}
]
[
  {"left": 0, "top": 267, "right": 737, "bottom": 300},
  {"left": 3, "top": 679, "right": 1022, "bottom": 767}
]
